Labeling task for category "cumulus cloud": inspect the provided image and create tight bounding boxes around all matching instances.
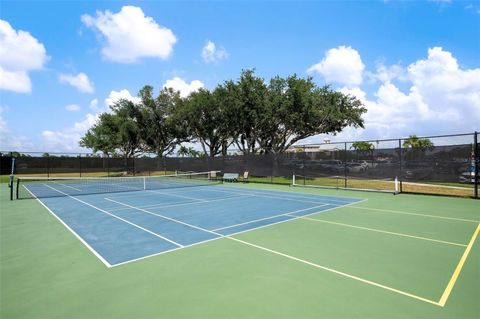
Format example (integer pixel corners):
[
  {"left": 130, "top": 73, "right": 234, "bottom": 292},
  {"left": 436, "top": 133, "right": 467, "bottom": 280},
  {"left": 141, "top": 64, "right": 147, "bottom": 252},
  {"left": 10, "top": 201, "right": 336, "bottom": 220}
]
[
  {"left": 59, "top": 72, "right": 94, "bottom": 93},
  {"left": 81, "top": 6, "right": 177, "bottom": 63},
  {"left": 367, "top": 63, "right": 406, "bottom": 83},
  {"left": 89, "top": 98, "right": 99, "bottom": 111},
  {"left": 307, "top": 46, "right": 365, "bottom": 87},
  {"left": 42, "top": 113, "right": 99, "bottom": 152},
  {"left": 42, "top": 90, "right": 141, "bottom": 152},
  {"left": 65, "top": 104, "right": 81, "bottom": 112},
  {"left": 42, "top": 91, "right": 140, "bottom": 152},
  {"left": 201, "top": 40, "right": 228, "bottom": 63},
  {"left": 104, "top": 89, "right": 141, "bottom": 107},
  {"left": 0, "top": 19, "right": 48, "bottom": 93},
  {"left": 0, "top": 106, "right": 34, "bottom": 150},
  {"left": 301, "top": 46, "right": 480, "bottom": 144},
  {"left": 163, "top": 77, "right": 204, "bottom": 98}
]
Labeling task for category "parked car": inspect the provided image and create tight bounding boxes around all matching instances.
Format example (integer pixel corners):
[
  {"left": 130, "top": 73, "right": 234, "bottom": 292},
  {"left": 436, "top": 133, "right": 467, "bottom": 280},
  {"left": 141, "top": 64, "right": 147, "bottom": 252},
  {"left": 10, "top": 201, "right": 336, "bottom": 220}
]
[
  {"left": 403, "top": 162, "right": 435, "bottom": 180},
  {"left": 346, "top": 162, "right": 367, "bottom": 173}
]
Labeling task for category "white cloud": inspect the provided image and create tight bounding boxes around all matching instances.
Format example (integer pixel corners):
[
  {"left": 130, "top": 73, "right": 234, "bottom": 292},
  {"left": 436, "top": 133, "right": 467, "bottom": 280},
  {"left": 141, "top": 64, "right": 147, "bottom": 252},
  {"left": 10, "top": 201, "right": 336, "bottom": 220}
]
[
  {"left": 82, "top": 6, "right": 177, "bottom": 63},
  {"left": 89, "top": 98, "right": 99, "bottom": 111},
  {"left": 0, "top": 106, "right": 7, "bottom": 134},
  {"left": 367, "top": 63, "right": 406, "bottom": 83},
  {"left": 42, "top": 90, "right": 140, "bottom": 152},
  {"left": 42, "top": 113, "right": 99, "bottom": 152},
  {"left": 105, "top": 89, "right": 141, "bottom": 107},
  {"left": 201, "top": 40, "right": 228, "bottom": 63},
  {"left": 0, "top": 19, "right": 48, "bottom": 93},
  {"left": 59, "top": 72, "right": 94, "bottom": 93},
  {"left": 65, "top": 104, "right": 81, "bottom": 112},
  {"left": 307, "top": 46, "right": 365, "bottom": 87},
  {"left": 0, "top": 67, "right": 31, "bottom": 93},
  {"left": 300, "top": 46, "right": 480, "bottom": 144},
  {"left": 163, "top": 77, "right": 204, "bottom": 98},
  {"left": 0, "top": 106, "right": 34, "bottom": 150}
]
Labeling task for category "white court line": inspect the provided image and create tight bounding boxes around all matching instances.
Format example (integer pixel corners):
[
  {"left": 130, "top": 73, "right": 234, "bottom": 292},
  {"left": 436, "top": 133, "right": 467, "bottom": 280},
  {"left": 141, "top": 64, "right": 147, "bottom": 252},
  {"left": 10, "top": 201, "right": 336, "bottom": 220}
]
[
  {"left": 22, "top": 185, "right": 112, "bottom": 268},
  {"left": 110, "top": 199, "right": 368, "bottom": 267},
  {"left": 105, "top": 197, "right": 439, "bottom": 305},
  {"left": 214, "top": 184, "right": 364, "bottom": 202},
  {"left": 205, "top": 186, "right": 361, "bottom": 204},
  {"left": 145, "top": 189, "right": 210, "bottom": 202},
  {"left": 107, "top": 194, "right": 255, "bottom": 213},
  {"left": 227, "top": 236, "right": 440, "bottom": 306},
  {"left": 198, "top": 187, "right": 356, "bottom": 205},
  {"left": 297, "top": 217, "right": 468, "bottom": 247},
  {"left": 108, "top": 185, "right": 210, "bottom": 203},
  {"left": 212, "top": 204, "right": 329, "bottom": 231},
  {"left": 51, "top": 181, "right": 83, "bottom": 192},
  {"left": 43, "top": 184, "right": 183, "bottom": 248},
  {"left": 349, "top": 206, "right": 479, "bottom": 223}
]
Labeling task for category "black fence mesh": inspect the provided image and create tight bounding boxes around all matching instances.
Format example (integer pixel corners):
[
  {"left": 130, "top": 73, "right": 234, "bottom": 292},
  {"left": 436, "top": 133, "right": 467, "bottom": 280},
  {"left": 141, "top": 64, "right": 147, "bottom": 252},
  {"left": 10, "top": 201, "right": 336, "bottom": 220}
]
[{"left": 2, "top": 132, "right": 478, "bottom": 198}]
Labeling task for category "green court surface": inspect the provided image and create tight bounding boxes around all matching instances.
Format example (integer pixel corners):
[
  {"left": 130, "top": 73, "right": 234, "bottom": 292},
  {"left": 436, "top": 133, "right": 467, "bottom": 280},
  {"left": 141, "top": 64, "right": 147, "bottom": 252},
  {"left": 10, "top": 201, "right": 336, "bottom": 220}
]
[{"left": 1, "top": 183, "right": 479, "bottom": 318}]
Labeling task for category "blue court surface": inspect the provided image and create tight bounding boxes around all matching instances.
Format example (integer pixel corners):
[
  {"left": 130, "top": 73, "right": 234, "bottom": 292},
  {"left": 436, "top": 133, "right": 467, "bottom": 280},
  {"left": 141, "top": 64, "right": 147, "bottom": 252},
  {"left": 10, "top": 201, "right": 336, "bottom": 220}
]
[{"left": 30, "top": 184, "right": 363, "bottom": 267}]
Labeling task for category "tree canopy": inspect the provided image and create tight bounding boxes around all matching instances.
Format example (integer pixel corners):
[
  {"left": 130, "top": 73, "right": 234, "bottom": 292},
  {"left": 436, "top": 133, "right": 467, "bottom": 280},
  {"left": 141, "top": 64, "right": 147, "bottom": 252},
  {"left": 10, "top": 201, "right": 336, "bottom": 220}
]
[
  {"left": 79, "top": 70, "right": 366, "bottom": 157},
  {"left": 351, "top": 141, "right": 374, "bottom": 151},
  {"left": 402, "top": 135, "right": 434, "bottom": 150}
]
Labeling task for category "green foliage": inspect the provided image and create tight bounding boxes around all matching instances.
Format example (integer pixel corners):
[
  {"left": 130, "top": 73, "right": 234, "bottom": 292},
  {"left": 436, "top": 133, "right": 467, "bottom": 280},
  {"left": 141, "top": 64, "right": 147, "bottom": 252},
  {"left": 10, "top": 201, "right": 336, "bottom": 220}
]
[
  {"left": 351, "top": 141, "right": 374, "bottom": 151},
  {"left": 180, "top": 88, "right": 233, "bottom": 157},
  {"left": 177, "top": 146, "right": 201, "bottom": 157},
  {"left": 79, "top": 101, "right": 142, "bottom": 157},
  {"left": 403, "top": 135, "right": 434, "bottom": 150},
  {"left": 402, "top": 135, "right": 435, "bottom": 160},
  {"left": 79, "top": 70, "right": 366, "bottom": 156},
  {"left": 139, "top": 86, "right": 188, "bottom": 156}
]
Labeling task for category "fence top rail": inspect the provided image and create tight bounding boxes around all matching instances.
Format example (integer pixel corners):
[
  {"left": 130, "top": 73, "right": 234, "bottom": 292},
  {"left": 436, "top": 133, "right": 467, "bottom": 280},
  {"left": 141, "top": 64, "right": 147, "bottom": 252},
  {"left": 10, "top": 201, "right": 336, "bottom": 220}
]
[
  {"left": 2, "top": 132, "right": 477, "bottom": 157},
  {"left": 295, "top": 132, "right": 477, "bottom": 147}
]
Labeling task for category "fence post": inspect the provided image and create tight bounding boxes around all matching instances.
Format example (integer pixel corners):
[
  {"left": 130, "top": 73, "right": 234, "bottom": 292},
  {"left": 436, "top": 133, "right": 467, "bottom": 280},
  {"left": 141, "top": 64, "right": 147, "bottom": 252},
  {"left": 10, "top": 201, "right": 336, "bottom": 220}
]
[
  {"left": 107, "top": 155, "right": 110, "bottom": 177},
  {"left": 79, "top": 154, "right": 82, "bottom": 177},
  {"left": 398, "top": 139, "right": 403, "bottom": 193},
  {"left": 474, "top": 132, "right": 478, "bottom": 199},
  {"left": 47, "top": 154, "right": 50, "bottom": 178},
  {"left": 344, "top": 142, "right": 347, "bottom": 188}
]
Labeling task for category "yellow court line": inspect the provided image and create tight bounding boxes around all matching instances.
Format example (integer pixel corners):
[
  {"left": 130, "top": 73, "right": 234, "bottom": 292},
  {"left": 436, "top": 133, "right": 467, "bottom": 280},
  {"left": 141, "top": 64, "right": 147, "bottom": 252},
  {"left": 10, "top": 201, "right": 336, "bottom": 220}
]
[
  {"left": 438, "top": 223, "right": 480, "bottom": 307},
  {"left": 299, "top": 217, "right": 467, "bottom": 247},
  {"left": 349, "top": 206, "right": 479, "bottom": 223},
  {"left": 228, "top": 236, "right": 441, "bottom": 306}
]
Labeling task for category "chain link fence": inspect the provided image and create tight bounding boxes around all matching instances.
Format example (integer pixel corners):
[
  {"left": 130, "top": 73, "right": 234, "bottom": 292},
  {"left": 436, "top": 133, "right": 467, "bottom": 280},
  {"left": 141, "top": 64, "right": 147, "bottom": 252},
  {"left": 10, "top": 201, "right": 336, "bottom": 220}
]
[{"left": 1, "top": 132, "right": 478, "bottom": 198}]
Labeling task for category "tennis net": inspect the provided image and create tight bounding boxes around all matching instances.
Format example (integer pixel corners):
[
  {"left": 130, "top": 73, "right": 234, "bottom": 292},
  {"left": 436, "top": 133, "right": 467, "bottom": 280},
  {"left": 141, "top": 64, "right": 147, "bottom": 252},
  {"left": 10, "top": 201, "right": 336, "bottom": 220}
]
[{"left": 16, "top": 171, "right": 221, "bottom": 199}]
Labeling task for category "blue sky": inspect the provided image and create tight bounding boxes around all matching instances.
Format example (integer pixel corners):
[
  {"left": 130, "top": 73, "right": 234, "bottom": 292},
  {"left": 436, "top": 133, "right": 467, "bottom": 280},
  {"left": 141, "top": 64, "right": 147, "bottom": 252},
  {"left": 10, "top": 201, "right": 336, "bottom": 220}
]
[{"left": 1, "top": 0, "right": 479, "bottom": 153}]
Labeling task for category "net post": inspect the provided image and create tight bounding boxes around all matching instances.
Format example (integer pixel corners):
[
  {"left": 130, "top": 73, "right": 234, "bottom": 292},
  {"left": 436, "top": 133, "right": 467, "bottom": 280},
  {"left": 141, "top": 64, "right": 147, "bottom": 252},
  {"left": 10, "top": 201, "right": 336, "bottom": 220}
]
[
  {"left": 47, "top": 154, "right": 50, "bottom": 178},
  {"left": 474, "top": 131, "right": 478, "bottom": 199},
  {"left": 9, "top": 157, "right": 15, "bottom": 200},
  {"left": 292, "top": 174, "right": 296, "bottom": 185},
  {"left": 398, "top": 139, "right": 403, "bottom": 193},
  {"left": 344, "top": 142, "right": 347, "bottom": 188},
  {"left": 79, "top": 154, "right": 82, "bottom": 177},
  {"left": 16, "top": 178, "right": 19, "bottom": 200},
  {"left": 143, "top": 176, "right": 146, "bottom": 190}
]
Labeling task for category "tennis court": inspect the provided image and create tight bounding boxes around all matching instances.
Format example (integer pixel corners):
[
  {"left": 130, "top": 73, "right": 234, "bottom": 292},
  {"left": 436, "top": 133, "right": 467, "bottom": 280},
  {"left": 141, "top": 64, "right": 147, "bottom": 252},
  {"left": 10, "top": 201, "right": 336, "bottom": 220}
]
[{"left": 1, "top": 174, "right": 479, "bottom": 318}]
